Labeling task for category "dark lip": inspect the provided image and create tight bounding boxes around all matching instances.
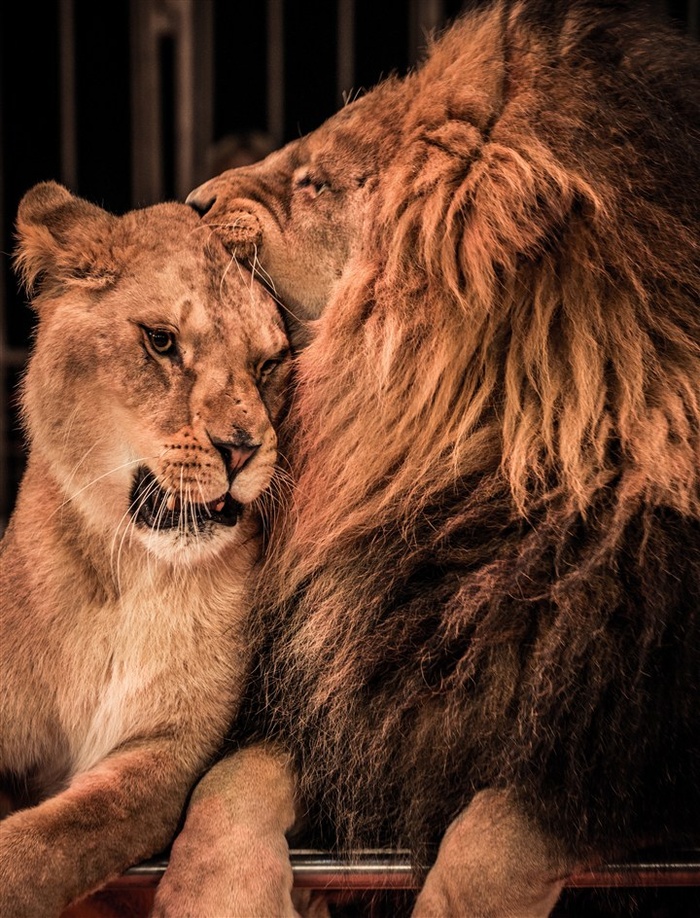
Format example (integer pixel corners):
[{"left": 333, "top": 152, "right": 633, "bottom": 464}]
[{"left": 130, "top": 467, "right": 241, "bottom": 531}]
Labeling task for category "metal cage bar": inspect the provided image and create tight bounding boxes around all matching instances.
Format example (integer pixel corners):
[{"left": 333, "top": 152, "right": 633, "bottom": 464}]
[{"left": 113, "top": 848, "right": 700, "bottom": 891}]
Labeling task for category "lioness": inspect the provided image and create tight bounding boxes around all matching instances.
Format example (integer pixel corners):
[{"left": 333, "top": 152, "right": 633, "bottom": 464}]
[
  {"left": 156, "top": 2, "right": 700, "bottom": 917},
  {"left": 0, "top": 181, "right": 290, "bottom": 917}
]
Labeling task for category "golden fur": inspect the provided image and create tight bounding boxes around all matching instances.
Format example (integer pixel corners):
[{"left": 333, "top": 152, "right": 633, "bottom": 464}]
[
  {"left": 162, "top": 2, "right": 700, "bottom": 916},
  {"left": 0, "top": 182, "right": 290, "bottom": 916}
]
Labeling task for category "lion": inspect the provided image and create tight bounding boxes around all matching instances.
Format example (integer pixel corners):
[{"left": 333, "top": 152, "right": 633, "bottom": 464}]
[
  {"left": 0, "top": 181, "right": 291, "bottom": 917},
  {"left": 156, "top": 1, "right": 700, "bottom": 916}
]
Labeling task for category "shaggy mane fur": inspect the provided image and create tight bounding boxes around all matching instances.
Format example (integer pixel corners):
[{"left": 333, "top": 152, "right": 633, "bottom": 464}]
[{"left": 241, "top": 0, "right": 700, "bottom": 867}]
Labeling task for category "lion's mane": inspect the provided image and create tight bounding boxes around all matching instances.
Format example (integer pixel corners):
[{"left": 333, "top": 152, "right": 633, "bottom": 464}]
[{"left": 245, "top": 0, "right": 700, "bottom": 865}]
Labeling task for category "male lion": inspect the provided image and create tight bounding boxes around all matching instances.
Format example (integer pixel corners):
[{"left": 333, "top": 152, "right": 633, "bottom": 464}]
[
  {"left": 159, "top": 1, "right": 700, "bottom": 916},
  {"left": 0, "top": 182, "right": 290, "bottom": 917}
]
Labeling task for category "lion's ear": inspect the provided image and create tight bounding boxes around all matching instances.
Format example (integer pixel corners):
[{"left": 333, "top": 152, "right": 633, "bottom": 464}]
[{"left": 14, "top": 181, "right": 119, "bottom": 302}]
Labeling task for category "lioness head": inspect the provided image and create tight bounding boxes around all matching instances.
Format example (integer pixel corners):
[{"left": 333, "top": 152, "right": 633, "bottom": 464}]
[
  {"left": 14, "top": 181, "right": 290, "bottom": 562},
  {"left": 187, "top": 78, "right": 408, "bottom": 341}
]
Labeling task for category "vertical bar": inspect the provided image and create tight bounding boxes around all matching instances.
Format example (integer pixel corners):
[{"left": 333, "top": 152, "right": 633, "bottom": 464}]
[
  {"left": 59, "top": 0, "right": 77, "bottom": 190},
  {"left": 189, "top": 0, "right": 214, "bottom": 188},
  {"left": 174, "top": 0, "right": 195, "bottom": 200},
  {"left": 267, "top": 0, "right": 285, "bottom": 145},
  {"left": 337, "top": 0, "right": 355, "bottom": 105},
  {"left": 130, "top": 0, "right": 162, "bottom": 205},
  {"left": 409, "top": 0, "right": 445, "bottom": 64}
]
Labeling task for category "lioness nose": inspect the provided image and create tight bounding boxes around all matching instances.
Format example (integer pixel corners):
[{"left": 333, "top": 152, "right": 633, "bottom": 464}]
[{"left": 209, "top": 434, "right": 260, "bottom": 478}]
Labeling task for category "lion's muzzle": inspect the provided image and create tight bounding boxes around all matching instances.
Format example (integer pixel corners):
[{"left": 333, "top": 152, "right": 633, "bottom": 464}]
[{"left": 187, "top": 184, "right": 263, "bottom": 261}]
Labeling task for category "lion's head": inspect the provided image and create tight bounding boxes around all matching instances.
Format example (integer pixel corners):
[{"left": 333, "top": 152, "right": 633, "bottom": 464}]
[
  {"left": 187, "top": 77, "right": 410, "bottom": 344},
  {"left": 15, "top": 182, "right": 290, "bottom": 563},
  {"left": 201, "top": 1, "right": 700, "bottom": 864}
]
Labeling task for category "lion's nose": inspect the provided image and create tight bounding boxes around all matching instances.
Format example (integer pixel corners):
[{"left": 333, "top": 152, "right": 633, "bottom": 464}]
[
  {"left": 209, "top": 433, "right": 260, "bottom": 480},
  {"left": 186, "top": 185, "right": 216, "bottom": 217}
]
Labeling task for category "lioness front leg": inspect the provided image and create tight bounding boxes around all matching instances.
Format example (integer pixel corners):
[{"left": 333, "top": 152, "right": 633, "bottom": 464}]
[
  {"left": 153, "top": 743, "right": 301, "bottom": 918},
  {"left": 412, "top": 790, "right": 573, "bottom": 918},
  {"left": 0, "top": 741, "right": 194, "bottom": 918}
]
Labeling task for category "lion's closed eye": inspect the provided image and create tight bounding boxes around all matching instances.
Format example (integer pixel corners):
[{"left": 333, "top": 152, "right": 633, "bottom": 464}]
[
  {"left": 258, "top": 351, "right": 288, "bottom": 382},
  {"left": 293, "top": 169, "right": 330, "bottom": 196}
]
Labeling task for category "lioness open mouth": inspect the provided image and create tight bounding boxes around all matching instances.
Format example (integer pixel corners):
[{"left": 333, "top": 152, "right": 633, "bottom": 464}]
[{"left": 130, "top": 467, "right": 241, "bottom": 530}]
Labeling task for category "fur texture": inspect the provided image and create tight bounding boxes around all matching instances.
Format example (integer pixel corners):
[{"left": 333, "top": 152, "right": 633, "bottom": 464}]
[
  {"left": 186, "top": 0, "right": 700, "bottom": 904},
  {"left": 0, "top": 183, "right": 290, "bottom": 916}
]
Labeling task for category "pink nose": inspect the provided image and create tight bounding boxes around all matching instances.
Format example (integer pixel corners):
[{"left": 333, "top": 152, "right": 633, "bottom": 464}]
[
  {"left": 208, "top": 434, "right": 260, "bottom": 479},
  {"left": 226, "top": 442, "right": 259, "bottom": 473}
]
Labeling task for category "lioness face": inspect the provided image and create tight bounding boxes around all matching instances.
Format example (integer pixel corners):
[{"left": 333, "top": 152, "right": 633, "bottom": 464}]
[
  {"left": 16, "top": 183, "right": 290, "bottom": 562},
  {"left": 187, "top": 80, "right": 406, "bottom": 340}
]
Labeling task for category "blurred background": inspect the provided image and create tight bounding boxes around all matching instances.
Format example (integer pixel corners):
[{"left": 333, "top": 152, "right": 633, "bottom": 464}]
[{"left": 0, "top": 0, "right": 698, "bottom": 531}]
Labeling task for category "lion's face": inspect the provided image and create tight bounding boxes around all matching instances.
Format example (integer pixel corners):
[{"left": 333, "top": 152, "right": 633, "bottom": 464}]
[
  {"left": 187, "top": 79, "right": 407, "bottom": 340},
  {"left": 15, "top": 183, "right": 290, "bottom": 563}
]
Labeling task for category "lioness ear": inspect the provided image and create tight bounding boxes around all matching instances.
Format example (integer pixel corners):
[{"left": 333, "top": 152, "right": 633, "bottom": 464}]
[{"left": 14, "top": 180, "right": 119, "bottom": 301}]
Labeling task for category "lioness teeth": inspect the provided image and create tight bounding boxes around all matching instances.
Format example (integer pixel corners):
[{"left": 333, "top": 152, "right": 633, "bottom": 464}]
[
  {"left": 164, "top": 493, "right": 225, "bottom": 513},
  {"left": 132, "top": 468, "right": 241, "bottom": 529}
]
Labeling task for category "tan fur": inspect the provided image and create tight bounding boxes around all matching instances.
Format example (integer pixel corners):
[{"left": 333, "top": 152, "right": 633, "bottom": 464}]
[
  {"left": 152, "top": 745, "right": 302, "bottom": 917},
  {"left": 412, "top": 791, "right": 569, "bottom": 918},
  {"left": 176, "top": 3, "right": 700, "bottom": 916},
  {"left": 0, "top": 182, "right": 290, "bottom": 916},
  {"left": 153, "top": 745, "right": 333, "bottom": 918}
]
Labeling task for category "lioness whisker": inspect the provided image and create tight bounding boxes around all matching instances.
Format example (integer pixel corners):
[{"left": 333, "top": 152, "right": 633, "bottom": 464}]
[
  {"left": 178, "top": 466, "right": 187, "bottom": 538},
  {"left": 193, "top": 473, "right": 209, "bottom": 513},
  {"left": 60, "top": 439, "right": 102, "bottom": 525},
  {"left": 112, "top": 474, "right": 161, "bottom": 590},
  {"left": 52, "top": 456, "right": 147, "bottom": 523}
]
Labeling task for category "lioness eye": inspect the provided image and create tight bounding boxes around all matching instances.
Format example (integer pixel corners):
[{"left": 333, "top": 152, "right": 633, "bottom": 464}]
[{"left": 143, "top": 326, "right": 177, "bottom": 356}]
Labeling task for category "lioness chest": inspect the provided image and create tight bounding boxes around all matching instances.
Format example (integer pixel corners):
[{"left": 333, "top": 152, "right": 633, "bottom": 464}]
[{"left": 1, "top": 536, "right": 254, "bottom": 797}]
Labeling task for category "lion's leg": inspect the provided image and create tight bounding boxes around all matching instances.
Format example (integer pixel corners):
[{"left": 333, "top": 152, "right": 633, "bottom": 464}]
[
  {"left": 0, "top": 741, "right": 192, "bottom": 918},
  {"left": 412, "top": 789, "right": 573, "bottom": 918},
  {"left": 152, "top": 743, "right": 304, "bottom": 918}
]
